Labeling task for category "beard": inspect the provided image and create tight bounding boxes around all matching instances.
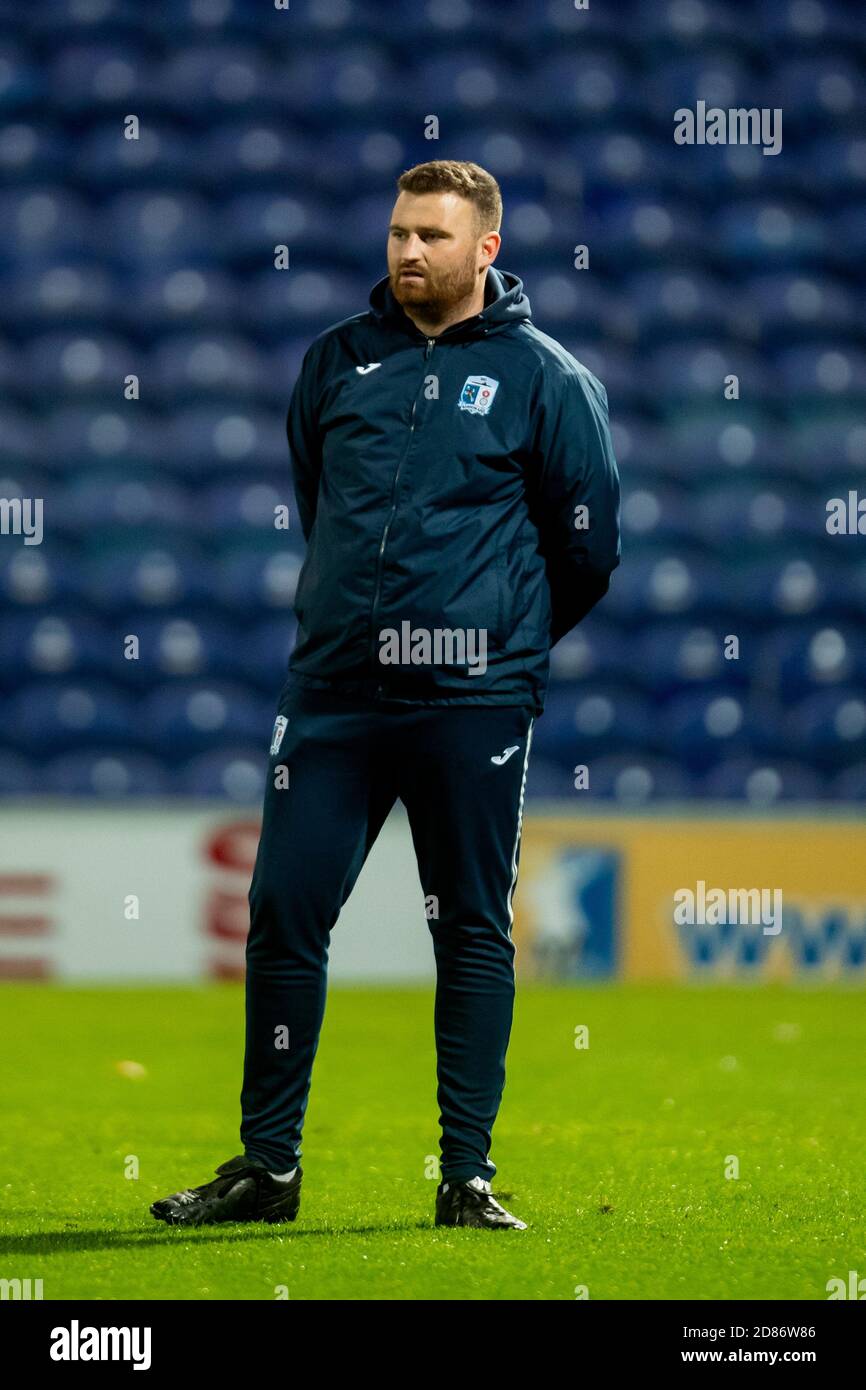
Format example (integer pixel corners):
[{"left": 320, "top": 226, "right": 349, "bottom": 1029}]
[{"left": 390, "top": 249, "right": 481, "bottom": 325}]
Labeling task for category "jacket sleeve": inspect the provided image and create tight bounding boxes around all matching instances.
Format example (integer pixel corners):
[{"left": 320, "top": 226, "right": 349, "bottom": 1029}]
[
  {"left": 286, "top": 342, "right": 324, "bottom": 544},
  {"left": 528, "top": 357, "right": 621, "bottom": 647}
]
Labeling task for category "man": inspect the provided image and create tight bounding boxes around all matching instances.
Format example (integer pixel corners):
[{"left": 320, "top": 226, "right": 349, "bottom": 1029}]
[{"left": 151, "top": 160, "right": 620, "bottom": 1231}]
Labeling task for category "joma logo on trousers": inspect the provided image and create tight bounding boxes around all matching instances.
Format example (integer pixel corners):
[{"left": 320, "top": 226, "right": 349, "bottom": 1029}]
[{"left": 50, "top": 1321, "right": 152, "bottom": 1371}]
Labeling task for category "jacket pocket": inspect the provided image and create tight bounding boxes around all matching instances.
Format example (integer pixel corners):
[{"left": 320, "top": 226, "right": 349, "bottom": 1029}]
[
  {"left": 293, "top": 549, "right": 314, "bottom": 629},
  {"left": 493, "top": 547, "right": 508, "bottom": 647},
  {"left": 440, "top": 553, "right": 503, "bottom": 651}
]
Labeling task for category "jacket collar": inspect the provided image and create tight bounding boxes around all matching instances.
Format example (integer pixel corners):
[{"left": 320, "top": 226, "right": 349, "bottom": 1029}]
[{"left": 368, "top": 266, "right": 531, "bottom": 342}]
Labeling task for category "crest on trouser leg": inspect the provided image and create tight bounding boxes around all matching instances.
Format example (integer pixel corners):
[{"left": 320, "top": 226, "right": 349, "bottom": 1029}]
[{"left": 270, "top": 715, "right": 288, "bottom": 756}]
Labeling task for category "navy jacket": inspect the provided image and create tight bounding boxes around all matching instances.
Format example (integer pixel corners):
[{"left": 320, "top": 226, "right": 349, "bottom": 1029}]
[{"left": 285, "top": 266, "right": 621, "bottom": 716}]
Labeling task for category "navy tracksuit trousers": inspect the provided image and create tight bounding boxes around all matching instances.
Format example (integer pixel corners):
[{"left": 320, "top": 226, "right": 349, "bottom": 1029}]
[{"left": 240, "top": 677, "right": 535, "bottom": 1184}]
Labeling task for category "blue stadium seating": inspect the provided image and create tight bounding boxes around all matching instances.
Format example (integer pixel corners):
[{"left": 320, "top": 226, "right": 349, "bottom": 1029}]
[{"left": 0, "top": 0, "right": 863, "bottom": 799}]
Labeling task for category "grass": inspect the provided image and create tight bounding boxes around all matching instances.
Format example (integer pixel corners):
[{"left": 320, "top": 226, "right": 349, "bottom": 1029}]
[{"left": 0, "top": 982, "right": 863, "bottom": 1300}]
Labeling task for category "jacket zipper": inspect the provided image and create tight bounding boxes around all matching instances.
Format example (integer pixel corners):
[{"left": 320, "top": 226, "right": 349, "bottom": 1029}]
[{"left": 370, "top": 336, "right": 436, "bottom": 688}]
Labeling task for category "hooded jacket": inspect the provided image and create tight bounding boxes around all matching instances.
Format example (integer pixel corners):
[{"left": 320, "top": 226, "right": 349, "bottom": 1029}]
[{"left": 284, "top": 265, "right": 621, "bottom": 716}]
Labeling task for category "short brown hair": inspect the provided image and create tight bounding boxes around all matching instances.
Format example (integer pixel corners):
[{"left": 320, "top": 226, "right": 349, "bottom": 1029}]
[{"left": 396, "top": 160, "right": 503, "bottom": 237}]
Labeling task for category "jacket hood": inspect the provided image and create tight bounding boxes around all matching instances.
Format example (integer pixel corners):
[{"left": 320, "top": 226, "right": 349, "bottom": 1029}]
[{"left": 368, "top": 266, "right": 531, "bottom": 341}]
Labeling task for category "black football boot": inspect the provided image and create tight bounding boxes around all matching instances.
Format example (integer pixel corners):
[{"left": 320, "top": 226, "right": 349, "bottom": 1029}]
[
  {"left": 435, "top": 1175, "right": 527, "bottom": 1229},
  {"left": 150, "top": 1155, "right": 302, "bottom": 1227}
]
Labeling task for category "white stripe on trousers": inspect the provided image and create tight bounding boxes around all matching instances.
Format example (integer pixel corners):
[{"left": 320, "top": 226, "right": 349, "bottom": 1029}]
[{"left": 505, "top": 718, "right": 534, "bottom": 941}]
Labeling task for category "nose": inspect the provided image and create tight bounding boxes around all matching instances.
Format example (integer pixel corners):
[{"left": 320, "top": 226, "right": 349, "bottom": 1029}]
[{"left": 400, "top": 233, "right": 425, "bottom": 260}]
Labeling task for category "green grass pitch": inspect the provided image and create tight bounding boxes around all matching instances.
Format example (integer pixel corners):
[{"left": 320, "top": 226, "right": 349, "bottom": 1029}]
[{"left": 1, "top": 981, "right": 863, "bottom": 1300}]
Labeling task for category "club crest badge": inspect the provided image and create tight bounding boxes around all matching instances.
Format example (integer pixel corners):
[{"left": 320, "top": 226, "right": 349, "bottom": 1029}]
[
  {"left": 457, "top": 375, "right": 499, "bottom": 415},
  {"left": 270, "top": 715, "right": 288, "bottom": 756}
]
